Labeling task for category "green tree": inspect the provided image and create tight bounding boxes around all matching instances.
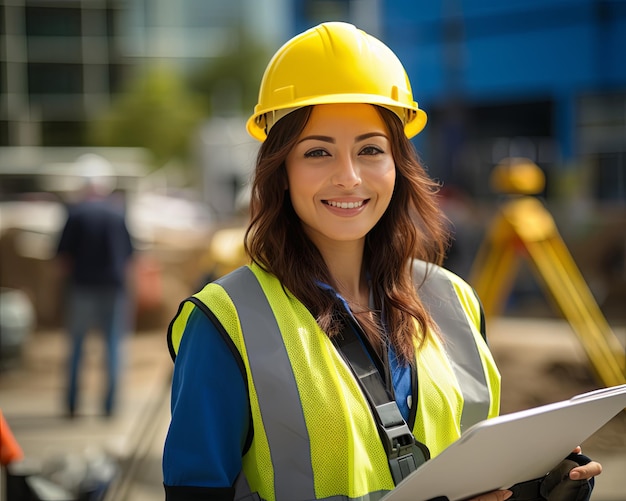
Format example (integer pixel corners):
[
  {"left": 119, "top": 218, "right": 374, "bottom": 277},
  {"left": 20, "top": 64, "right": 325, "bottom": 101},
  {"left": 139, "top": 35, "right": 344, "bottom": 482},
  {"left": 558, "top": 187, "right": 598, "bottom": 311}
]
[
  {"left": 189, "top": 29, "right": 271, "bottom": 117},
  {"left": 89, "top": 63, "right": 206, "bottom": 169}
]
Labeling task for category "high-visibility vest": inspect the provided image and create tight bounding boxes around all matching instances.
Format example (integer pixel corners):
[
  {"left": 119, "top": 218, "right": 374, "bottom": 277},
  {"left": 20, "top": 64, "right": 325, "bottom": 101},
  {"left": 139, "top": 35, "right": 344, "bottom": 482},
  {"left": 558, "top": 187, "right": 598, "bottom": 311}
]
[{"left": 168, "top": 261, "right": 501, "bottom": 501}]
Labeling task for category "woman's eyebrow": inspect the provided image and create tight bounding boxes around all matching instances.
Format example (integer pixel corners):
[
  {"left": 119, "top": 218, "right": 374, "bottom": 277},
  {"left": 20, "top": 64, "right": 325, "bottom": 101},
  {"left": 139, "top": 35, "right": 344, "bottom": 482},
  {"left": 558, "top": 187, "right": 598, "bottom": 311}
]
[
  {"left": 297, "top": 132, "right": 387, "bottom": 145},
  {"left": 297, "top": 135, "right": 334, "bottom": 144},
  {"left": 355, "top": 132, "right": 388, "bottom": 142}
]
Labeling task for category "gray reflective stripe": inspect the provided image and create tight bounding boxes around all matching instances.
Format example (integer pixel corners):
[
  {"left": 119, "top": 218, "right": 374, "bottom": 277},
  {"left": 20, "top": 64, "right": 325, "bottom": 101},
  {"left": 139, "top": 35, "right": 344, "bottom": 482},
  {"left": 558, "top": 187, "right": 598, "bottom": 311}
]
[
  {"left": 233, "top": 472, "right": 253, "bottom": 500},
  {"left": 217, "top": 267, "right": 315, "bottom": 500},
  {"left": 412, "top": 260, "right": 490, "bottom": 431}
]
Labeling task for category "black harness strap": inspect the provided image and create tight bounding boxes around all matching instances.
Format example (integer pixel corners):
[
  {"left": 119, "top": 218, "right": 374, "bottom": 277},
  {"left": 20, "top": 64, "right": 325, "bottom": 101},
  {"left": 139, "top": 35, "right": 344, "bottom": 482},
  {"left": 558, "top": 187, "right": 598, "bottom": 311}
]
[{"left": 334, "top": 318, "right": 430, "bottom": 485}]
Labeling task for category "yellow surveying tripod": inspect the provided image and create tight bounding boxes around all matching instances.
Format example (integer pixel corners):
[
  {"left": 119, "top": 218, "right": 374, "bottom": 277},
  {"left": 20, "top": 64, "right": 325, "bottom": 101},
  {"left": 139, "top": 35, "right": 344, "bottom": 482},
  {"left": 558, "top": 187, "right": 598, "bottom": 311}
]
[{"left": 469, "top": 158, "right": 626, "bottom": 387}]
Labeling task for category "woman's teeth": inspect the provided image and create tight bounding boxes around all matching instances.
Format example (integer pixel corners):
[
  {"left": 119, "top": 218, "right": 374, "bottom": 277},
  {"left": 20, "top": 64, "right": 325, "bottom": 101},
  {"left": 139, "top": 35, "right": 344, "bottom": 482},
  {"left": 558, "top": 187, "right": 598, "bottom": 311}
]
[{"left": 326, "top": 200, "right": 364, "bottom": 209}]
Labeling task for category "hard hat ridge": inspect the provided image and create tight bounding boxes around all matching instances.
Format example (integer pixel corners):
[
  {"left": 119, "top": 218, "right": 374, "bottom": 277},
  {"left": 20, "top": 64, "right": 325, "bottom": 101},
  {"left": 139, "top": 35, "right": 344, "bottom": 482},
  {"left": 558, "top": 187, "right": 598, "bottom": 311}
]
[{"left": 246, "top": 21, "right": 427, "bottom": 142}]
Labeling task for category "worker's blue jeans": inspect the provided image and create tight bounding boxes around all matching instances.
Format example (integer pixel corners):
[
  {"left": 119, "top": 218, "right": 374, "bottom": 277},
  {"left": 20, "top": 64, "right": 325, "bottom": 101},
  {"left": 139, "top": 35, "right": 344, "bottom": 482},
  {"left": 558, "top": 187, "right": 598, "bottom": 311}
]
[{"left": 65, "top": 285, "right": 130, "bottom": 417}]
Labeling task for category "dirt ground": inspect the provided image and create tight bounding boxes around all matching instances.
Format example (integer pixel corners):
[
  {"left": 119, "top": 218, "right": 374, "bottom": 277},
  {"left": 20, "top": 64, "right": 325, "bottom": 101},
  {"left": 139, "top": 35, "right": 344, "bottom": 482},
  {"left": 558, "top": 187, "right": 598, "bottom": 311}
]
[{"left": 486, "top": 316, "right": 626, "bottom": 455}]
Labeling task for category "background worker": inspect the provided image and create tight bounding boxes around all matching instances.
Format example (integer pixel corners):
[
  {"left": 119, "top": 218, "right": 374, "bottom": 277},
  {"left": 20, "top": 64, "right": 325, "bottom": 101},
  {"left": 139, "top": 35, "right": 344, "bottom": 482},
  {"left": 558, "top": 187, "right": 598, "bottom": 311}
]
[
  {"left": 162, "top": 22, "right": 601, "bottom": 501},
  {"left": 56, "top": 154, "right": 134, "bottom": 418}
]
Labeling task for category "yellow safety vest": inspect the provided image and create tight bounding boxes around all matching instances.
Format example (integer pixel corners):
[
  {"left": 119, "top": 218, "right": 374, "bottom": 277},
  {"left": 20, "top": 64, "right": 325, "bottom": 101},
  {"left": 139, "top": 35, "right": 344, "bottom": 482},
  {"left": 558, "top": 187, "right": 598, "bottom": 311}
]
[{"left": 169, "top": 261, "right": 501, "bottom": 501}]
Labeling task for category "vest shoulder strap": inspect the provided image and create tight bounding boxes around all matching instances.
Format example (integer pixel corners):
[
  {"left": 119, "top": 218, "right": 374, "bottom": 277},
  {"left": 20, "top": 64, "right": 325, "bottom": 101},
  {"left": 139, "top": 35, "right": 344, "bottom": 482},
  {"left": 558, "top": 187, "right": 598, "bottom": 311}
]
[{"left": 412, "top": 260, "right": 490, "bottom": 431}]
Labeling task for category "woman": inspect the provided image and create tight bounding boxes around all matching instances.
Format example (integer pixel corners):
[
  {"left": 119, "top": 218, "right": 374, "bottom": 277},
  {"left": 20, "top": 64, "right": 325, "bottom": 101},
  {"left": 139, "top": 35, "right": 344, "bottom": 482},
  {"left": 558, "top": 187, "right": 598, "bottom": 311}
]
[{"left": 163, "top": 22, "right": 600, "bottom": 501}]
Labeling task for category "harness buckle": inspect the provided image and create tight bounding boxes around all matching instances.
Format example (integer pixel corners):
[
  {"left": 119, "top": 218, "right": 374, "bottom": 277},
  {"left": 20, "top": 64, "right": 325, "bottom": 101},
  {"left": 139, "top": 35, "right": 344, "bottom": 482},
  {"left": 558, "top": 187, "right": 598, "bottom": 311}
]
[{"left": 376, "top": 402, "right": 430, "bottom": 483}]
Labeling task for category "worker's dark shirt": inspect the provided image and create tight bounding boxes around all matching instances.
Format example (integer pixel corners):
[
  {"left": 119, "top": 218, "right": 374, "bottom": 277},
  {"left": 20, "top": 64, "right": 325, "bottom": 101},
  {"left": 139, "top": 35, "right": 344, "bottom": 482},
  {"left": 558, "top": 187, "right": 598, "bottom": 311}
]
[{"left": 57, "top": 198, "right": 133, "bottom": 288}]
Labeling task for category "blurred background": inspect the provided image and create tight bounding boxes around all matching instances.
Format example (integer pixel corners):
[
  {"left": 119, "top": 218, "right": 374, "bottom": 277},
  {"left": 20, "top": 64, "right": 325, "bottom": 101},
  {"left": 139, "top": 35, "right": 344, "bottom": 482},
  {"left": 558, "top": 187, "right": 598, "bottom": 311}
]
[
  {"left": 1, "top": 0, "right": 625, "bottom": 333},
  {"left": 0, "top": 1, "right": 625, "bottom": 500}
]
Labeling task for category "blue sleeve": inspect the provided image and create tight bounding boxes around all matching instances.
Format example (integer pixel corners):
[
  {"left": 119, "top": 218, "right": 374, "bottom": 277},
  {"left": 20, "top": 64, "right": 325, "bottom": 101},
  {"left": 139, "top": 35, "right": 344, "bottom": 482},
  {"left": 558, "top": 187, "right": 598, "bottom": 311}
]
[{"left": 162, "top": 305, "right": 249, "bottom": 491}]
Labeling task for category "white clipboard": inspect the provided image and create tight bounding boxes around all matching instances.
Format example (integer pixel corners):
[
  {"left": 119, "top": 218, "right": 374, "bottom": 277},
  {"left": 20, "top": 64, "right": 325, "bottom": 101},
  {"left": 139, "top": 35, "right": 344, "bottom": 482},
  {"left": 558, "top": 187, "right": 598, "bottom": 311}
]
[{"left": 382, "top": 384, "right": 626, "bottom": 501}]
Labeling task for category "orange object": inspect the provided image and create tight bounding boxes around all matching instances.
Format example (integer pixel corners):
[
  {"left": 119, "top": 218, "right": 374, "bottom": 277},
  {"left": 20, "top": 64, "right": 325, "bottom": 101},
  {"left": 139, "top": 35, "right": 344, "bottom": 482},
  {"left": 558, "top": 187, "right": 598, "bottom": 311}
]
[
  {"left": 0, "top": 409, "right": 24, "bottom": 465},
  {"left": 134, "top": 254, "right": 163, "bottom": 311}
]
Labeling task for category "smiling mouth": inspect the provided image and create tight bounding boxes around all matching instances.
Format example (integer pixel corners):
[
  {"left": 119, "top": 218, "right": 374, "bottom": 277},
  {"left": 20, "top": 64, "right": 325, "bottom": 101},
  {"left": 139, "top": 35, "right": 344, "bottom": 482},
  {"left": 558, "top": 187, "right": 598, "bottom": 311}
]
[{"left": 324, "top": 200, "right": 367, "bottom": 209}]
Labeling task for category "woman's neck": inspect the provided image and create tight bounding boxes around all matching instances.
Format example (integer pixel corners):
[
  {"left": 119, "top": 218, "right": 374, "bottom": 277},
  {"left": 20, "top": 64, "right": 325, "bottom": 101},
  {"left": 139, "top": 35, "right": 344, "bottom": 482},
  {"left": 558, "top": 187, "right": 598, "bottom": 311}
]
[
  {"left": 320, "top": 241, "right": 369, "bottom": 311},
  {"left": 317, "top": 239, "right": 384, "bottom": 352}
]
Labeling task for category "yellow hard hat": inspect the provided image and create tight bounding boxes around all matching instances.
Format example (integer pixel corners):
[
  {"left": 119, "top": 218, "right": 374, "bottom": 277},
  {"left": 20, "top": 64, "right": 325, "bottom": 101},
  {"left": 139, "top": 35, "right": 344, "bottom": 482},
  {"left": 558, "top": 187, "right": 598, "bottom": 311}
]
[{"left": 246, "top": 22, "right": 427, "bottom": 142}]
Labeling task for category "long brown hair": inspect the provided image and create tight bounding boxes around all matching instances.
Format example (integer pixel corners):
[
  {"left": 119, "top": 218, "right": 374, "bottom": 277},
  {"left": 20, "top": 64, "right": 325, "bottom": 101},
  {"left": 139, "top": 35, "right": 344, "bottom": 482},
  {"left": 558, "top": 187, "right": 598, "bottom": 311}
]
[{"left": 244, "top": 105, "right": 450, "bottom": 364}]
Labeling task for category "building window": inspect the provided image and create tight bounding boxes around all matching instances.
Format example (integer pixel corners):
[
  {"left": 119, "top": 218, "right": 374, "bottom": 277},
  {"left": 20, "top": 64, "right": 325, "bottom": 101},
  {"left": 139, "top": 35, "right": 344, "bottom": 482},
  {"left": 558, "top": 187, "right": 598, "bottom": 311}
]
[
  {"left": 594, "top": 153, "right": 626, "bottom": 202},
  {"left": 25, "top": 7, "right": 82, "bottom": 37},
  {"left": 28, "top": 63, "right": 83, "bottom": 94},
  {"left": 41, "top": 121, "right": 85, "bottom": 146},
  {"left": 0, "top": 121, "right": 8, "bottom": 146},
  {"left": 579, "top": 92, "right": 626, "bottom": 202}
]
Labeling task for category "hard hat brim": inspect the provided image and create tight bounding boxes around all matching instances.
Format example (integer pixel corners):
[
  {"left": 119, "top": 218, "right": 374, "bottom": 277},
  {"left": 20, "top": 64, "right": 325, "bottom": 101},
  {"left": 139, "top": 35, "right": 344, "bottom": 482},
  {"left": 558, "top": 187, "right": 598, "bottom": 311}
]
[{"left": 246, "top": 96, "right": 427, "bottom": 142}]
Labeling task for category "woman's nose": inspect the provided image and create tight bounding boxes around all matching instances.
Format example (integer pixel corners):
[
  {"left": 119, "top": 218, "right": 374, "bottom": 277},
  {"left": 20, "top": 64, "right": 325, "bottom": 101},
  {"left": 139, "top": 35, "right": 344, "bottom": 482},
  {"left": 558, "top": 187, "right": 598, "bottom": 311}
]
[{"left": 332, "top": 155, "right": 361, "bottom": 188}]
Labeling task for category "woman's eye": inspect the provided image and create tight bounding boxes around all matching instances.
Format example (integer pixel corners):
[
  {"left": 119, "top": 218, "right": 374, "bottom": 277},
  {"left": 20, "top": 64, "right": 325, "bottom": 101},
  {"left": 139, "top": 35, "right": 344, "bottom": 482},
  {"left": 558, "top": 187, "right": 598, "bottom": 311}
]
[
  {"left": 304, "top": 148, "right": 329, "bottom": 158},
  {"left": 360, "top": 145, "right": 384, "bottom": 156}
]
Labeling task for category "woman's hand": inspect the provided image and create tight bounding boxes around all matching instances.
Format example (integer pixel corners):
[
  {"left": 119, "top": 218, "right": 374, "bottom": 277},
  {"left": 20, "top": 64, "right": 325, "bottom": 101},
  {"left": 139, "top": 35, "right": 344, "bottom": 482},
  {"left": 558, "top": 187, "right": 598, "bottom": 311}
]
[
  {"left": 568, "top": 446, "right": 602, "bottom": 481},
  {"left": 464, "top": 447, "right": 601, "bottom": 501}
]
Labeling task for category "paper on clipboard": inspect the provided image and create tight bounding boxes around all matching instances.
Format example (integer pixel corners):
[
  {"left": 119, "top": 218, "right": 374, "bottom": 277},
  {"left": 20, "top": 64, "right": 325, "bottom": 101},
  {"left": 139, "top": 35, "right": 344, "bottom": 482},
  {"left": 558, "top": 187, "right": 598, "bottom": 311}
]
[{"left": 382, "top": 384, "right": 626, "bottom": 501}]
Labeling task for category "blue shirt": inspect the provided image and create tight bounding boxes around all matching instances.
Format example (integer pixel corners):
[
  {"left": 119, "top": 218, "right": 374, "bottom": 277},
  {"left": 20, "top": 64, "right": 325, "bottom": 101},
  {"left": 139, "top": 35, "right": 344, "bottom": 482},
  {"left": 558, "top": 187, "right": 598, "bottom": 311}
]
[{"left": 57, "top": 198, "right": 133, "bottom": 288}]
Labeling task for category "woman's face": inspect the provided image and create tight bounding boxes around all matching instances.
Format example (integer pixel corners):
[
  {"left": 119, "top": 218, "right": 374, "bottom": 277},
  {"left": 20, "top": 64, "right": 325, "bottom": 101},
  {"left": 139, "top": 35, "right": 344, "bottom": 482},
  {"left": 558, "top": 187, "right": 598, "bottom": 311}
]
[{"left": 285, "top": 103, "right": 396, "bottom": 250}]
